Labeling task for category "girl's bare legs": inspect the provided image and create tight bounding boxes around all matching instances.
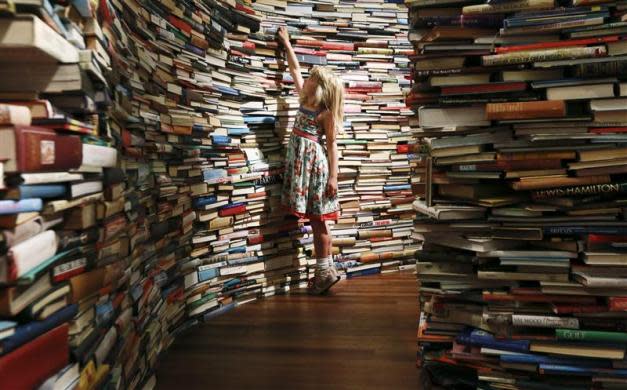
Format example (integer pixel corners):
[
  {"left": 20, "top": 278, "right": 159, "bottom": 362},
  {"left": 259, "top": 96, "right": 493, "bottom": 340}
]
[
  {"left": 311, "top": 219, "right": 331, "bottom": 259},
  {"left": 308, "top": 219, "right": 339, "bottom": 294}
]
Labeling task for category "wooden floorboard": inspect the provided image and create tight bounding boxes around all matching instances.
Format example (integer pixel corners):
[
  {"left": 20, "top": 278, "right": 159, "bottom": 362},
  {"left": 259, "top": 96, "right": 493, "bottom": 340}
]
[{"left": 156, "top": 272, "right": 420, "bottom": 390}]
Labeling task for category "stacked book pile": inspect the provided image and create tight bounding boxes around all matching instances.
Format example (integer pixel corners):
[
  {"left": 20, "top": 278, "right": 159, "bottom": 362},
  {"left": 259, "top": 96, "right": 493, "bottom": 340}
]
[
  {"left": 0, "top": 0, "right": 132, "bottom": 388},
  {"left": 406, "top": 0, "right": 627, "bottom": 387},
  {"left": 251, "top": 0, "right": 421, "bottom": 278}
]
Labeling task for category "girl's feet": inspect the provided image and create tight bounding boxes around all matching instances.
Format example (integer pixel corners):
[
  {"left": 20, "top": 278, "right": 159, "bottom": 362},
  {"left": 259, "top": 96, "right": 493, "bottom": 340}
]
[{"left": 307, "top": 266, "right": 340, "bottom": 295}]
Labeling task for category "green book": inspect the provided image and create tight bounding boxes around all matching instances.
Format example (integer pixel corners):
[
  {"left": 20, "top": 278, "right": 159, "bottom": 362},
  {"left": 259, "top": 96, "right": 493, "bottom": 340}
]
[{"left": 556, "top": 328, "right": 627, "bottom": 343}]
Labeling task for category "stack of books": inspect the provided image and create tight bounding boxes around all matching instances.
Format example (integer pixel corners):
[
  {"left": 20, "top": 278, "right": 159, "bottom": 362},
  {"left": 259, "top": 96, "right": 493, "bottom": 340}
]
[
  {"left": 0, "top": 0, "right": 125, "bottom": 388},
  {"left": 406, "top": 0, "right": 627, "bottom": 387},
  {"left": 252, "top": 0, "right": 421, "bottom": 278}
]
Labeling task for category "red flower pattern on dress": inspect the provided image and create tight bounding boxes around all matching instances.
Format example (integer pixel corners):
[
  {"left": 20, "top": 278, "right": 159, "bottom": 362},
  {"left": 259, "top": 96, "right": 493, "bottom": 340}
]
[{"left": 280, "top": 107, "right": 339, "bottom": 221}]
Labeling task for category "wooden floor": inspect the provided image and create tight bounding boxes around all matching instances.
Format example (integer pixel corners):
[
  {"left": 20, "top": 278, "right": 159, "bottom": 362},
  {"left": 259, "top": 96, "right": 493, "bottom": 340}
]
[{"left": 156, "top": 272, "right": 420, "bottom": 390}]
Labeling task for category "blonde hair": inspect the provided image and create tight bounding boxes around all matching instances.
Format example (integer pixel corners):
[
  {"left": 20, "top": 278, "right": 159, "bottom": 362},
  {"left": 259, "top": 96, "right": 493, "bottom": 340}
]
[{"left": 300, "top": 66, "right": 345, "bottom": 133}]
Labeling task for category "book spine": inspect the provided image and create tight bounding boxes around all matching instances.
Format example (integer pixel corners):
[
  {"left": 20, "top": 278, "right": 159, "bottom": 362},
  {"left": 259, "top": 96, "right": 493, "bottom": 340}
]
[
  {"left": 502, "top": 16, "right": 605, "bottom": 35},
  {"left": 0, "top": 199, "right": 43, "bottom": 214},
  {"left": 463, "top": 0, "right": 554, "bottom": 15},
  {"left": 0, "top": 104, "right": 31, "bottom": 126},
  {"left": 556, "top": 328, "right": 627, "bottom": 342},
  {"left": 486, "top": 101, "right": 566, "bottom": 120},
  {"left": 442, "top": 82, "right": 527, "bottom": 95},
  {"left": 513, "top": 175, "right": 610, "bottom": 191},
  {"left": 532, "top": 182, "right": 627, "bottom": 200},
  {"left": 482, "top": 46, "right": 606, "bottom": 66},
  {"left": 512, "top": 315, "right": 579, "bottom": 329},
  {"left": 495, "top": 36, "right": 619, "bottom": 54},
  {"left": 16, "top": 184, "right": 67, "bottom": 199}
]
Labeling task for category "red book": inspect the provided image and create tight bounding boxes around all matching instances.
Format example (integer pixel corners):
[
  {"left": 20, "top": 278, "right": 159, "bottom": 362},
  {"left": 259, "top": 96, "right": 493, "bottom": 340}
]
[
  {"left": 441, "top": 82, "right": 527, "bottom": 96},
  {"left": 552, "top": 304, "right": 607, "bottom": 315},
  {"left": 0, "top": 324, "right": 68, "bottom": 389},
  {"left": 321, "top": 42, "right": 354, "bottom": 51},
  {"left": 167, "top": 16, "right": 192, "bottom": 35},
  {"left": 295, "top": 39, "right": 324, "bottom": 48},
  {"left": 590, "top": 127, "right": 627, "bottom": 134},
  {"left": 0, "top": 126, "right": 82, "bottom": 173},
  {"left": 609, "top": 297, "right": 627, "bottom": 311},
  {"left": 247, "top": 234, "right": 264, "bottom": 245},
  {"left": 588, "top": 234, "right": 627, "bottom": 245},
  {"left": 346, "top": 87, "right": 383, "bottom": 94},
  {"left": 218, "top": 204, "right": 247, "bottom": 217},
  {"left": 495, "top": 36, "right": 619, "bottom": 54},
  {"left": 236, "top": 3, "right": 255, "bottom": 14}
]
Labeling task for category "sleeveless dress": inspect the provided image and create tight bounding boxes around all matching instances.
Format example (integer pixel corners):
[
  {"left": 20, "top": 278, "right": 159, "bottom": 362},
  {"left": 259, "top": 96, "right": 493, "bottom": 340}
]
[{"left": 281, "top": 106, "right": 340, "bottom": 221}]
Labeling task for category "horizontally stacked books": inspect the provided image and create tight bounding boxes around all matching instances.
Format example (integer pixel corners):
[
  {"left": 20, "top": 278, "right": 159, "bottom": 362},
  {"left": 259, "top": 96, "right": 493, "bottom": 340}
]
[
  {"left": 406, "top": 0, "right": 627, "bottom": 387},
  {"left": 0, "top": 1, "right": 128, "bottom": 388},
  {"left": 251, "top": 0, "right": 421, "bottom": 278}
]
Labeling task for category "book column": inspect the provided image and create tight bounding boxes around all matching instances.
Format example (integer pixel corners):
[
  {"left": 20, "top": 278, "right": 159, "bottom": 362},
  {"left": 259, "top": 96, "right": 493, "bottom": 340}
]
[{"left": 406, "top": 0, "right": 627, "bottom": 387}]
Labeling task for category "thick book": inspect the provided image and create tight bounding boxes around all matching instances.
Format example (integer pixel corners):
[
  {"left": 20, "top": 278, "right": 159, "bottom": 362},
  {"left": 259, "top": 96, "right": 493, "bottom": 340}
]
[
  {"left": 0, "top": 104, "right": 31, "bottom": 126},
  {"left": 0, "top": 324, "right": 69, "bottom": 389},
  {"left": 0, "top": 126, "right": 82, "bottom": 173},
  {"left": 3, "top": 230, "right": 57, "bottom": 283},
  {"left": 0, "top": 15, "right": 79, "bottom": 63},
  {"left": 483, "top": 46, "right": 606, "bottom": 66}
]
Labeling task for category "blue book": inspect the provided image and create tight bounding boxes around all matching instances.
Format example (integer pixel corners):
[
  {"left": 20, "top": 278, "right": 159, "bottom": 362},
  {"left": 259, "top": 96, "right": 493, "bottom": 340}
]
[
  {"left": 457, "top": 329, "right": 530, "bottom": 353},
  {"left": 223, "top": 278, "right": 241, "bottom": 289},
  {"left": 347, "top": 267, "right": 380, "bottom": 278},
  {"left": 198, "top": 268, "right": 219, "bottom": 283},
  {"left": 214, "top": 85, "right": 239, "bottom": 96},
  {"left": 193, "top": 195, "right": 218, "bottom": 208},
  {"left": 502, "top": 353, "right": 611, "bottom": 368},
  {"left": 227, "top": 247, "right": 247, "bottom": 255},
  {"left": 211, "top": 135, "right": 231, "bottom": 145},
  {"left": 244, "top": 116, "right": 275, "bottom": 125},
  {"left": 203, "top": 302, "right": 236, "bottom": 321},
  {"left": 226, "top": 127, "right": 251, "bottom": 136},
  {"left": 383, "top": 184, "right": 411, "bottom": 191},
  {"left": 540, "top": 364, "right": 627, "bottom": 377},
  {"left": 0, "top": 304, "right": 78, "bottom": 355},
  {"left": 0, "top": 199, "right": 43, "bottom": 214},
  {"left": 13, "top": 184, "right": 67, "bottom": 199}
]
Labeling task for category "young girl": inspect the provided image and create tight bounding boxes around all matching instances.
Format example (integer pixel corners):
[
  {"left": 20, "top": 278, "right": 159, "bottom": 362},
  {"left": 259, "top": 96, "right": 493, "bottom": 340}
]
[{"left": 276, "top": 26, "right": 345, "bottom": 295}]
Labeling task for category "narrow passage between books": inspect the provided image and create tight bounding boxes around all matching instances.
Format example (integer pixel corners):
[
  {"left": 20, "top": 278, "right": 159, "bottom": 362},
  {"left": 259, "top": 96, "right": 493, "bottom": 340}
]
[{"left": 155, "top": 272, "right": 420, "bottom": 390}]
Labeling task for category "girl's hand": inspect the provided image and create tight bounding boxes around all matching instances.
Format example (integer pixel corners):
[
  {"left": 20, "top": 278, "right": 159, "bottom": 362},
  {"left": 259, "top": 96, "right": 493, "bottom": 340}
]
[
  {"left": 326, "top": 175, "right": 338, "bottom": 198},
  {"left": 277, "top": 26, "right": 290, "bottom": 46}
]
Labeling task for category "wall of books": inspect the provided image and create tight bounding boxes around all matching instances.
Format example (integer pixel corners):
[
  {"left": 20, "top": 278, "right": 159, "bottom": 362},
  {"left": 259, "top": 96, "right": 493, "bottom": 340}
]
[
  {"left": 0, "top": 0, "right": 418, "bottom": 388},
  {"left": 406, "top": 0, "right": 627, "bottom": 387}
]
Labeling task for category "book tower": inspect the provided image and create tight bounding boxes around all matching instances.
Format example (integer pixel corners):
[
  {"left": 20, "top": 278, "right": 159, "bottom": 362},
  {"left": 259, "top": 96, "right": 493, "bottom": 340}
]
[
  {"left": 0, "top": 0, "right": 419, "bottom": 388},
  {"left": 406, "top": 0, "right": 627, "bottom": 387}
]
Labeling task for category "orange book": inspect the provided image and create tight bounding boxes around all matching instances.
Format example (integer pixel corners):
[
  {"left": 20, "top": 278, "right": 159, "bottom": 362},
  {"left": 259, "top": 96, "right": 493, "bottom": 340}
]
[
  {"left": 511, "top": 174, "right": 610, "bottom": 191},
  {"left": 497, "top": 151, "right": 576, "bottom": 161},
  {"left": 486, "top": 100, "right": 566, "bottom": 120}
]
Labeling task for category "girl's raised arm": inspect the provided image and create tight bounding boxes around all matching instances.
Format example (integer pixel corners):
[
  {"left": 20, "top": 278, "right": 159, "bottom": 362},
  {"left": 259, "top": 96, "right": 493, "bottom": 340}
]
[{"left": 277, "top": 26, "right": 304, "bottom": 93}]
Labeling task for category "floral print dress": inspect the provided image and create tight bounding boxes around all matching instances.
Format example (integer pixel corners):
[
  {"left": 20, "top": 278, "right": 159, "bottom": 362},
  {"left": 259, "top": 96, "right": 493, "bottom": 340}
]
[{"left": 281, "top": 106, "right": 339, "bottom": 221}]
